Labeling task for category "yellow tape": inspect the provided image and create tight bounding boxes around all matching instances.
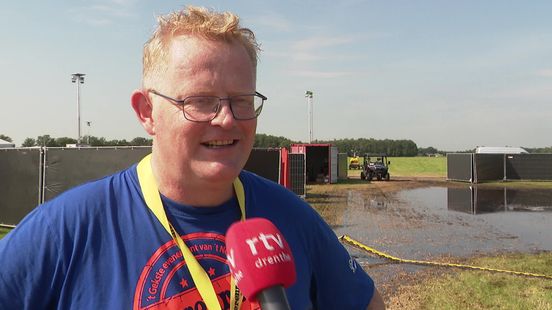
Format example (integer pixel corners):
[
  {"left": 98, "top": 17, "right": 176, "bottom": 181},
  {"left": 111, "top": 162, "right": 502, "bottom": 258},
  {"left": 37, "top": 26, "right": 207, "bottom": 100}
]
[{"left": 339, "top": 235, "right": 552, "bottom": 280}]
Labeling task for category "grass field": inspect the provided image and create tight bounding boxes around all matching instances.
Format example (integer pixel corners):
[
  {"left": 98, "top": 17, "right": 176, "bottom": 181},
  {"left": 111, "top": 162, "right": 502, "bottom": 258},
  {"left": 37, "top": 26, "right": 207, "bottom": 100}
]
[
  {"left": 391, "top": 252, "right": 552, "bottom": 309},
  {"left": 348, "top": 156, "right": 447, "bottom": 178},
  {"left": 477, "top": 180, "right": 552, "bottom": 189},
  {"left": 387, "top": 156, "right": 446, "bottom": 177},
  {"left": 0, "top": 228, "right": 11, "bottom": 239}
]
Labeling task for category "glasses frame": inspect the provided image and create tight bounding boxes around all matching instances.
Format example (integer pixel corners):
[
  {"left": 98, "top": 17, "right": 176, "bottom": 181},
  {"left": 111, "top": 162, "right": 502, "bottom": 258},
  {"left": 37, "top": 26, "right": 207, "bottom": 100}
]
[{"left": 149, "top": 89, "right": 267, "bottom": 122}]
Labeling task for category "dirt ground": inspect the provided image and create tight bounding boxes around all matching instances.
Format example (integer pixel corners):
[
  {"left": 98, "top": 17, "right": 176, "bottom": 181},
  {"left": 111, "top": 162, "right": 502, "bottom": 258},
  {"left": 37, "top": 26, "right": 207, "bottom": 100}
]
[{"left": 308, "top": 176, "right": 455, "bottom": 196}]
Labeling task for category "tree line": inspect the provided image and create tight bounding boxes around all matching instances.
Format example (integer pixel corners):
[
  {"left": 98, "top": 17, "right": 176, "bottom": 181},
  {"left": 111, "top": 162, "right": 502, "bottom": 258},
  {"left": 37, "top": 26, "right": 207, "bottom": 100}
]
[
  {"left": 0, "top": 133, "right": 444, "bottom": 156},
  {"left": 524, "top": 146, "right": 552, "bottom": 154},
  {"left": 17, "top": 135, "right": 153, "bottom": 147},
  {"left": 255, "top": 135, "right": 421, "bottom": 156},
  {"left": 3, "top": 133, "right": 552, "bottom": 156},
  {"left": 315, "top": 138, "right": 419, "bottom": 156}
]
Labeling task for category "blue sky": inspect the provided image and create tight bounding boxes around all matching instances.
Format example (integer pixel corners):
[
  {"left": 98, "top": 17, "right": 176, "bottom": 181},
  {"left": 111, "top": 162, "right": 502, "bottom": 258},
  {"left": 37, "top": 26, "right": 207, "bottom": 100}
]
[{"left": 2, "top": 1, "right": 551, "bottom": 151}]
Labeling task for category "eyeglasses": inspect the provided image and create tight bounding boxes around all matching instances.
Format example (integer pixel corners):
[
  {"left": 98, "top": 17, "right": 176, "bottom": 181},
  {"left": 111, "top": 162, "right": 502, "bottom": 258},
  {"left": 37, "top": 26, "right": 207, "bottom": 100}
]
[{"left": 149, "top": 90, "right": 267, "bottom": 122}]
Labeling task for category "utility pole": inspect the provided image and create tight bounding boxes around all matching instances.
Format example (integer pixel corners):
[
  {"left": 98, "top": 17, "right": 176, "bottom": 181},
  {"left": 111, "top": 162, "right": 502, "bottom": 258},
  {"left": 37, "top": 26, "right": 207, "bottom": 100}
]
[
  {"left": 71, "top": 73, "right": 85, "bottom": 146},
  {"left": 86, "top": 121, "right": 92, "bottom": 145},
  {"left": 305, "top": 90, "right": 313, "bottom": 143}
]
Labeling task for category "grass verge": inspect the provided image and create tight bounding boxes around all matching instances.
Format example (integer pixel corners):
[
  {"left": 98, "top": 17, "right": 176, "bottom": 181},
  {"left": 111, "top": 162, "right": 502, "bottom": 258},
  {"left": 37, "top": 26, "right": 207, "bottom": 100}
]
[
  {"left": 387, "top": 156, "right": 446, "bottom": 177},
  {"left": 475, "top": 180, "right": 552, "bottom": 189},
  {"left": 0, "top": 228, "right": 12, "bottom": 239},
  {"left": 389, "top": 252, "right": 552, "bottom": 310},
  {"left": 348, "top": 156, "right": 447, "bottom": 178}
]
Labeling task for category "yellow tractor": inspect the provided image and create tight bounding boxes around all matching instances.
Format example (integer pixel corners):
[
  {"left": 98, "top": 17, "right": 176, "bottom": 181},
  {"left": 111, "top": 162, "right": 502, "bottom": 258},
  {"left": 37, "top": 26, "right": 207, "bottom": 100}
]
[{"left": 348, "top": 156, "right": 361, "bottom": 169}]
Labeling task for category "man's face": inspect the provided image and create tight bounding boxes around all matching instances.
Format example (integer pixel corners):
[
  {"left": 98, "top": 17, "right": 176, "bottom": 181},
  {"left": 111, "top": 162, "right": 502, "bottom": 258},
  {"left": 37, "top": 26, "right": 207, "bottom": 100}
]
[{"left": 150, "top": 36, "right": 257, "bottom": 185}]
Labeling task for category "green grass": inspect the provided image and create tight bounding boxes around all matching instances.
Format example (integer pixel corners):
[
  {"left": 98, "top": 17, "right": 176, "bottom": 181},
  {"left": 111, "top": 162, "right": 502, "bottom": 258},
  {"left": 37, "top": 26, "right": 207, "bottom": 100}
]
[
  {"left": 404, "top": 252, "right": 552, "bottom": 309},
  {"left": 475, "top": 180, "right": 552, "bottom": 189},
  {"left": 0, "top": 228, "right": 12, "bottom": 239},
  {"left": 348, "top": 156, "right": 447, "bottom": 178},
  {"left": 387, "top": 156, "right": 446, "bottom": 177}
]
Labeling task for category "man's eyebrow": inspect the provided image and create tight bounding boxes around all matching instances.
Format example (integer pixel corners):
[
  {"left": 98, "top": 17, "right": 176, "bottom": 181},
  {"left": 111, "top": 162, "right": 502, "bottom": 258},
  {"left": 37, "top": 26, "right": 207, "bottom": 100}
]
[{"left": 174, "top": 89, "right": 256, "bottom": 98}]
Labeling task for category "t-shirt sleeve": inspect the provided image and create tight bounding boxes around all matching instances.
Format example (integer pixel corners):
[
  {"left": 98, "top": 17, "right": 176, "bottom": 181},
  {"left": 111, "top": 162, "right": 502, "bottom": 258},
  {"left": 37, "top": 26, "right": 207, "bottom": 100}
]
[
  {"left": 0, "top": 204, "right": 63, "bottom": 309},
  {"left": 308, "top": 212, "right": 375, "bottom": 310}
]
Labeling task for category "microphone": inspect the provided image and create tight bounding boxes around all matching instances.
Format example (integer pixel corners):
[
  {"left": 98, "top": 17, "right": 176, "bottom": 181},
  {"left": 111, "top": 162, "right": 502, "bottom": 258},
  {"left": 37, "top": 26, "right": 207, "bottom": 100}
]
[{"left": 226, "top": 218, "right": 296, "bottom": 310}]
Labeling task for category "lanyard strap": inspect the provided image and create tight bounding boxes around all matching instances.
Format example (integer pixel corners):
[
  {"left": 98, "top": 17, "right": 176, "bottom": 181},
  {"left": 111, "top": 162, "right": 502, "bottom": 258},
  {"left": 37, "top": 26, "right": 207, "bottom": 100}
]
[{"left": 137, "top": 154, "right": 244, "bottom": 310}]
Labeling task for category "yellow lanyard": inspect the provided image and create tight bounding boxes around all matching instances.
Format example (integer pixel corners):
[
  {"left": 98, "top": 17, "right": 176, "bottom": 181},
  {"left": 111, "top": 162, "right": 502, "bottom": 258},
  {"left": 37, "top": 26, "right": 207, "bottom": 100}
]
[{"left": 137, "top": 154, "right": 244, "bottom": 310}]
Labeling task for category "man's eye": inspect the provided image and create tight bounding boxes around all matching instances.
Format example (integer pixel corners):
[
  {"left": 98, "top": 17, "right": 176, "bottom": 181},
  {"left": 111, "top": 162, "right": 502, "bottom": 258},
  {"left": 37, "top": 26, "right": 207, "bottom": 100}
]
[
  {"left": 187, "top": 97, "right": 215, "bottom": 105},
  {"left": 232, "top": 97, "right": 253, "bottom": 107}
]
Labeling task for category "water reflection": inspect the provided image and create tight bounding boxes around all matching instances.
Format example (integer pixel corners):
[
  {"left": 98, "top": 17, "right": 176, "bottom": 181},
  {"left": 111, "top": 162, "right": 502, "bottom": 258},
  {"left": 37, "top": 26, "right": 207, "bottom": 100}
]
[
  {"left": 337, "top": 185, "right": 552, "bottom": 287},
  {"left": 338, "top": 186, "right": 552, "bottom": 260},
  {"left": 448, "top": 187, "right": 552, "bottom": 214},
  {"left": 395, "top": 186, "right": 552, "bottom": 250}
]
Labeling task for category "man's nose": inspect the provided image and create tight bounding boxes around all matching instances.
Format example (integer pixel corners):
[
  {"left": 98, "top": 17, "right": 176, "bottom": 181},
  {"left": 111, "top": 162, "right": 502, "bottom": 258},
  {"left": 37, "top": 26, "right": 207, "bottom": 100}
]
[{"left": 210, "top": 99, "right": 235, "bottom": 127}]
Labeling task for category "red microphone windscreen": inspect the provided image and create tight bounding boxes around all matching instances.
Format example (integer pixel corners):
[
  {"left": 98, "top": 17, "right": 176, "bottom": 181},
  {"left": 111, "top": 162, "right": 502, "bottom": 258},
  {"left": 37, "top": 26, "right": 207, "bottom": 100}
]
[{"left": 225, "top": 218, "right": 296, "bottom": 301}]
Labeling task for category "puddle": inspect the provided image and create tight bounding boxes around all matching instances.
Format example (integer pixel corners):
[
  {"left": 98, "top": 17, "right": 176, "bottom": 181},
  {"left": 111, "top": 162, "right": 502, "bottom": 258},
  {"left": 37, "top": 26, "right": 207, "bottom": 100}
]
[
  {"left": 448, "top": 187, "right": 552, "bottom": 214},
  {"left": 335, "top": 186, "right": 552, "bottom": 272}
]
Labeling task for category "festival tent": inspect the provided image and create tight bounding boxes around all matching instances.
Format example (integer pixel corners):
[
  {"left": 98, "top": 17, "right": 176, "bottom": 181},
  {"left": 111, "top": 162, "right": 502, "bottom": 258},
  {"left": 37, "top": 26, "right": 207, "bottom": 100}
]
[
  {"left": 0, "top": 138, "right": 15, "bottom": 148},
  {"left": 475, "top": 146, "right": 528, "bottom": 154}
]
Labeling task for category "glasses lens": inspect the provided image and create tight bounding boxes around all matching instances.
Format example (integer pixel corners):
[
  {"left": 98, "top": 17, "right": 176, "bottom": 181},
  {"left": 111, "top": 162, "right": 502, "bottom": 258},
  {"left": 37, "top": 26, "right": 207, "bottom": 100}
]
[
  {"left": 230, "top": 95, "right": 264, "bottom": 120},
  {"left": 182, "top": 97, "right": 220, "bottom": 121}
]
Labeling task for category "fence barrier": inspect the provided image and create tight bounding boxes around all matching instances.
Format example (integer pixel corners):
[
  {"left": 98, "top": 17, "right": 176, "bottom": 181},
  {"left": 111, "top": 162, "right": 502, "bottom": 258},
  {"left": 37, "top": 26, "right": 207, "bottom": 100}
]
[
  {"left": 1, "top": 147, "right": 302, "bottom": 226},
  {"left": 447, "top": 153, "right": 552, "bottom": 183}
]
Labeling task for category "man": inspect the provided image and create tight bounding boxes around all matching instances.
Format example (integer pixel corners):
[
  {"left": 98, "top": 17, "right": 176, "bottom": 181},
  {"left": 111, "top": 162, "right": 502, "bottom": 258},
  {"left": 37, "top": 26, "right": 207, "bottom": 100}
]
[{"left": 0, "top": 6, "right": 384, "bottom": 309}]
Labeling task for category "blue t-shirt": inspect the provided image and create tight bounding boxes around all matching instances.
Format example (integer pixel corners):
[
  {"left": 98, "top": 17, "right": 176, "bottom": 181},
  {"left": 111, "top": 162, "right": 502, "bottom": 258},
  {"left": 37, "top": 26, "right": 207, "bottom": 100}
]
[{"left": 0, "top": 166, "right": 374, "bottom": 309}]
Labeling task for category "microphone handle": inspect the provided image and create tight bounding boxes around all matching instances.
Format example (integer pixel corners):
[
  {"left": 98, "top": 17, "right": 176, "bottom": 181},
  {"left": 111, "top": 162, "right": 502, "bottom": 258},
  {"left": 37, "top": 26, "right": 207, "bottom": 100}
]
[{"left": 257, "top": 286, "right": 291, "bottom": 310}]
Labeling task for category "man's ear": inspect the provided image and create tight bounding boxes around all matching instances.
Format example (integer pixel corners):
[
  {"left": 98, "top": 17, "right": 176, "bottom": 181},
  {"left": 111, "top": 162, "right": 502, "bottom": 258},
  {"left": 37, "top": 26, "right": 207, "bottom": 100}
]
[{"left": 131, "top": 90, "right": 155, "bottom": 136}]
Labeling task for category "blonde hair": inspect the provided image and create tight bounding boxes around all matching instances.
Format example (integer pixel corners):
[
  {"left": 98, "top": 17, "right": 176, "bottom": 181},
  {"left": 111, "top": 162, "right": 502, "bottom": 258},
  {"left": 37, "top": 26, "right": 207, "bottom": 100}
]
[{"left": 142, "top": 6, "right": 260, "bottom": 88}]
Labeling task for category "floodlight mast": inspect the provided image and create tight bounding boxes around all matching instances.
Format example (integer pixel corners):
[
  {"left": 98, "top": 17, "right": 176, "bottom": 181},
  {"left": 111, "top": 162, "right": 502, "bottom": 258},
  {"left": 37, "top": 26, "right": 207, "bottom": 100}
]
[
  {"left": 86, "top": 121, "right": 92, "bottom": 145},
  {"left": 305, "top": 90, "right": 314, "bottom": 143},
  {"left": 71, "top": 73, "right": 85, "bottom": 146}
]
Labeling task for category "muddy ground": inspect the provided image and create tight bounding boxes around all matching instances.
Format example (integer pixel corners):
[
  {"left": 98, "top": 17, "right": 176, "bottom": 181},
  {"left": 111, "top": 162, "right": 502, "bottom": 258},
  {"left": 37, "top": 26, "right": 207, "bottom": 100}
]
[
  {"left": 306, "top": 177, "right": 449, "bottom": 300},
  {"left": 306, "top": 177, "right": 551, "bottom": 307}
]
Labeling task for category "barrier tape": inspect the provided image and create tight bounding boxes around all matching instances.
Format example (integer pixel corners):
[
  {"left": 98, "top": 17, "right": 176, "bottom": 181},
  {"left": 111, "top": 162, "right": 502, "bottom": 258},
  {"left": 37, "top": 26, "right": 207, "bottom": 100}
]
[{"left": 339, "top": 235, "right": 552, "bottom": 280}]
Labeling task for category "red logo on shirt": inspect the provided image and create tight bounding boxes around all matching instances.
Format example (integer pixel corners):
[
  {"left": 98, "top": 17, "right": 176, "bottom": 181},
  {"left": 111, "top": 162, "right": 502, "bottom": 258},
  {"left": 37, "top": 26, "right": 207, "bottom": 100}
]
[{"left": 133, "top": 232, "right": 259, "bottom": 310}]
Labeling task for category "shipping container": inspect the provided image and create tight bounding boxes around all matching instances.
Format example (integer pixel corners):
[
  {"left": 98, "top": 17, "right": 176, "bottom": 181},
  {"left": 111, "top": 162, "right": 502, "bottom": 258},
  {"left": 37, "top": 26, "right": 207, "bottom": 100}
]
[{"left": 290, "top": 144, "right": 338, "bottom": 183}]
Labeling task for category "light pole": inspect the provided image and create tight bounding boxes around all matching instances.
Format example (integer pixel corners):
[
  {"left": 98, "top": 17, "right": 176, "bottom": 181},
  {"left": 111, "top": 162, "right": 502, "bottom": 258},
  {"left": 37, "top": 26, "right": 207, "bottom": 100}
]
[
  {"left": 305, "top": 90, "right": 314, "bottom": 143},
  {"left": 86, "top": 121, "right": 92, "bottom": 145},
  {"left": 71, "top": 73, "right": 85, "bottom": 146}
]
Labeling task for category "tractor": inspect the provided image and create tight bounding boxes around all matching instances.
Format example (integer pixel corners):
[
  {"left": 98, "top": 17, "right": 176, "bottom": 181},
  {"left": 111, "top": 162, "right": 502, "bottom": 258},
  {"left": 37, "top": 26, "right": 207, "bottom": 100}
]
[
  {"left": 348, "top": 156, "right": 361, "bottom": 169},
  {"left": 360, "top": 154, "right": 390, "bottom": 181}
]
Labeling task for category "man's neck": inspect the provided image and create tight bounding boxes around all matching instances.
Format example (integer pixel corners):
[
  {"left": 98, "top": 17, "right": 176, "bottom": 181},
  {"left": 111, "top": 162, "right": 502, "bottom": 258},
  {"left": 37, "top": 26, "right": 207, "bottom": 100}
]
[{"left": 150, "top": 153, "right": 235, "bottom": 207}]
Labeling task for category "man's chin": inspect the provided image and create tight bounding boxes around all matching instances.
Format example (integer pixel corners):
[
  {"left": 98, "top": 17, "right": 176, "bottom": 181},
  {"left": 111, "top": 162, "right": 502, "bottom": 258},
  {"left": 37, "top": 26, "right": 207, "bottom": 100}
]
[{"left": 196, "top": 163, "right": 242, "bottom": 182}]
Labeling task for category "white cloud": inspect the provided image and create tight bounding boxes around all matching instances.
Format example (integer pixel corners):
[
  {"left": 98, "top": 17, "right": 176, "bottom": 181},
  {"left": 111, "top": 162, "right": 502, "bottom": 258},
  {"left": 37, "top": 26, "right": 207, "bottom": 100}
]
[
  {"left": 110, "top": 0, "right": 137, "bottom": 5},
  {"left": 536, "top": 69, "right": 552, "bottom": 77},
  {"left": 278, "top": 35, "right": 355, "bottom": 64},
  {"left": 288, "top": 70, "right": 354, "bottom": 78},
  {"left": 68, "top": 1, "right": 137, "bottom": 26},
  {"left": 88, "top": 4, "right": 135, "bottom": 17},
  {"left": 292, "top": 36, "right": 354, "bottom": 52},
  {"left": 250, "top": 13, "right": 292, "bottom": 32},
  {"left": 79, "top": 17, "right": 112, "bottom": 26},
  {"left": 489, "top": 83, "right": 552, "bottom": 101}
]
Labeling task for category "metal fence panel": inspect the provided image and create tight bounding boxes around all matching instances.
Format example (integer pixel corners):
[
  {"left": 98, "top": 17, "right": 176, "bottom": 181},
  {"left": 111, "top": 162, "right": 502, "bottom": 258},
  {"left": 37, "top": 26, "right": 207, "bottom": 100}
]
[
  {"left": 506, "top": 188, "right": 552, "bottom": 209},
  {"left": 243, "top": 148, "right": 281, "bottom": 183},
  {"left": 43, "top": 147, "right": 152, "bottom": 202},
  {"left": 506, "top": 153, "right": 552, "bottom": 180},
  {"left": 0, "top": 148, "right": 42, "bottom": 225},
  {"left": 3, "top": 146, "right": 306, "bottom": 226},
  {"left": 474, "top": 187, "right": 505, "bottom": 213},
  {"left": 288, "top": 153, "right": 305, "bottom": 197},
  {"left": 337, "top": 153, "right": 348, "bottom": 180},
  {"left": 474, "top": 154, "right": 504, "bottom": 183},
  {"left": 446, "top": 153, "right": 473, "bottom": 182},
  {"left": 447, "top": 187, "right": 473, "bottom": 214}
]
